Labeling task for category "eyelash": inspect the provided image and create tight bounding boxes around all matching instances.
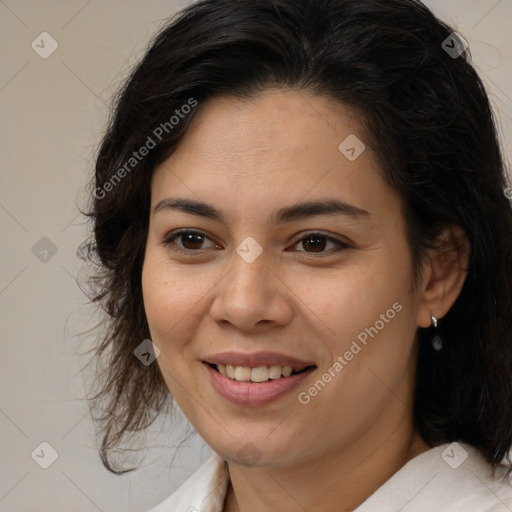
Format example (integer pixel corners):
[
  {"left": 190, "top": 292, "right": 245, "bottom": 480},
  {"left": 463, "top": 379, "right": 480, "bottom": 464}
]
[{"left": 162, "top": 229, "right": 350, "bottom": 256}]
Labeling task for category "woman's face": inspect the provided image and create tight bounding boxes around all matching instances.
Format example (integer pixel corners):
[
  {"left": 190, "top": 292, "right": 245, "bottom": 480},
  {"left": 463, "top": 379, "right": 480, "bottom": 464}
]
[{"left": 142, "top": 89, "right": 425, "bottom": 467}]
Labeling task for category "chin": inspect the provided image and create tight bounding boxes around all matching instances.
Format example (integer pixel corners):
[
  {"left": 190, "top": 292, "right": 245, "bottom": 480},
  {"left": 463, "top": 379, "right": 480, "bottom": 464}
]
[{"left": 205, "top": 429, "right": 312, "bottom": 468}]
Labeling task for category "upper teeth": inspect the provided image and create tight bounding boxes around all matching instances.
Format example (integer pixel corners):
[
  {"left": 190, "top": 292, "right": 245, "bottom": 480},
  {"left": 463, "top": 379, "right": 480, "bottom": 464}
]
[{"left": 216, "top": 364, "right": 297, "bottom": 382}]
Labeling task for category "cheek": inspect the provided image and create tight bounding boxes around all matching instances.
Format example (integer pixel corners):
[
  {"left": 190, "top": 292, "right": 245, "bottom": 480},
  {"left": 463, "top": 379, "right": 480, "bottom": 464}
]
[
  {"left": 141, "top": 257, "right": 184, "bottom": 349},
  {"left": 142, "top": 260, "right": 199, "bottom": 396},
  {"left": 142, "top": 262, "right": 166, "bottom": 329},
  {"left": 322, "top": 261, "right": 404, "bottom": 335},
  {"left": 313, "top": 244, "right": 416, "bottom": 379},
  {"left": 141, "top": 253, "right": 213, "bottom": 360}
]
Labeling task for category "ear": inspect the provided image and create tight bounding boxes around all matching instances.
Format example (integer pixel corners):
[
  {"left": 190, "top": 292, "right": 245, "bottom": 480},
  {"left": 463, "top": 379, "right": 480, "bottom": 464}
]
[{"left": 416, "top": 224, "right": 470, "bottom": 328}]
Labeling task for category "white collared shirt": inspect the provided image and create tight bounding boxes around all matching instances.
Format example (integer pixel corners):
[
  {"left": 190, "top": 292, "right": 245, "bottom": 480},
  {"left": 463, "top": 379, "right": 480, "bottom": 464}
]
[{"left": 146, "top": 442, "right": 512, "bottom": 512}]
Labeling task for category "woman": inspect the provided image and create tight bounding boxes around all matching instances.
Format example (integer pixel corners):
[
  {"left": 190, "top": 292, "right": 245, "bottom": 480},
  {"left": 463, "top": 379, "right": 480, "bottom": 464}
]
[{"left": 82, "top": 0, "right": 512, "bottom": 510}]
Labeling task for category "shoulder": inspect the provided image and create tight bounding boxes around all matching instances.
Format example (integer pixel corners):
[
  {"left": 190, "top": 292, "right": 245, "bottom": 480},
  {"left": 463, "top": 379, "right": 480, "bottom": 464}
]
[
  {"left": 355, "top": 442, "right": 512, "bottom": 512},
  {"left": 145, "top": 452, "right": 229, "bottom": 512}
]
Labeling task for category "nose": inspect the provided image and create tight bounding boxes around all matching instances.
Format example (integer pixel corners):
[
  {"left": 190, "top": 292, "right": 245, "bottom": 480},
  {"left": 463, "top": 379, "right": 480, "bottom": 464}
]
[{"left": 209, "top": 247, "right": 294, "bottom": 332}]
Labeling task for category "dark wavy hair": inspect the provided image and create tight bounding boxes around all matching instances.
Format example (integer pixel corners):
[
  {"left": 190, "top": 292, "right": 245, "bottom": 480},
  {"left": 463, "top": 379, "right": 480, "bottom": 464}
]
[{"left": 80, "top": 0, "right": 512, "bottom": 475}]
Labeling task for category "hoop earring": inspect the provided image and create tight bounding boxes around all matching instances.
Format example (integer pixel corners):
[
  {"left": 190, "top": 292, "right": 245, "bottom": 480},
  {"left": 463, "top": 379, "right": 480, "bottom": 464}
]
[{"left": 431, "top": 314, "right": 443, "bottom": 351}]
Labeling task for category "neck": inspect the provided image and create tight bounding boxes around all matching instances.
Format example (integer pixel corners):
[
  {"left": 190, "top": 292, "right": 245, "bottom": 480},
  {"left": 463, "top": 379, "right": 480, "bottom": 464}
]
[{"left": 222, "top": 418, "right": 430, "bottom": 512}]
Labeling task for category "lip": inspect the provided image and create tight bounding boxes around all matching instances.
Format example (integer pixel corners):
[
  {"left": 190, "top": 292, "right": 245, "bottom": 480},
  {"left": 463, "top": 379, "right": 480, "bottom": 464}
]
[
  {"left": 203, "top": 351, "right": 315, "bottom": 370},
  {"left": 204, "top": 362, "right": 316, "bottom": 407}
]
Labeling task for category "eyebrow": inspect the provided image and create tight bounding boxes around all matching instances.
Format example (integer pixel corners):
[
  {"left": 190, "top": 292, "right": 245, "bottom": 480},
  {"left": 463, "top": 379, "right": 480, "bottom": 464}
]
[{"left": 153, "top": 197, "right": 370, "bottom": 226}]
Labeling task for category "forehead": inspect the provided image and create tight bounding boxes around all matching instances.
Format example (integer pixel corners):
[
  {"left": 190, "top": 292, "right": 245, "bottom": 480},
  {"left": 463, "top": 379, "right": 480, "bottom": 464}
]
[
  {"left": 150, "top": 88, "right": 398, "bottom": 223},
  {"left": 168, "top": 89, "right": 366, "bottom": 160}
]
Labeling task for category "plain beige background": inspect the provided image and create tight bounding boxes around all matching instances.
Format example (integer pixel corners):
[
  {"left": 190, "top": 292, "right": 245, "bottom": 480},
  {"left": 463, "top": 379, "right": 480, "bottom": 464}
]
[{"left": 0, "top": 1, "right": 511, "bottom": 510}]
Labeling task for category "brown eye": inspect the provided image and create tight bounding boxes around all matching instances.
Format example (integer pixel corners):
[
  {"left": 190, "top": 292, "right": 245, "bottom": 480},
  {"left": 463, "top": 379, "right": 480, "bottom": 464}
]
[
  {"left": 163, "top": 230, "right": 218, "bottom": 252},
  {"left": 180, "top": 232, "right": 206, "bottom": 250},
  {"left": 291, "top": 233, "right": 349, "bottom": 254},
  {"left": 302, "top": 235, "right": 327, "bottom": 252}
]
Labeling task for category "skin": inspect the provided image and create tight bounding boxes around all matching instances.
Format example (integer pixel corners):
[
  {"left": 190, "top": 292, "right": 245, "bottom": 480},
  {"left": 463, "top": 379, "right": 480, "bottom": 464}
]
[{"left": 141, "top": 89, "right": 469, "bottom": 512}]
